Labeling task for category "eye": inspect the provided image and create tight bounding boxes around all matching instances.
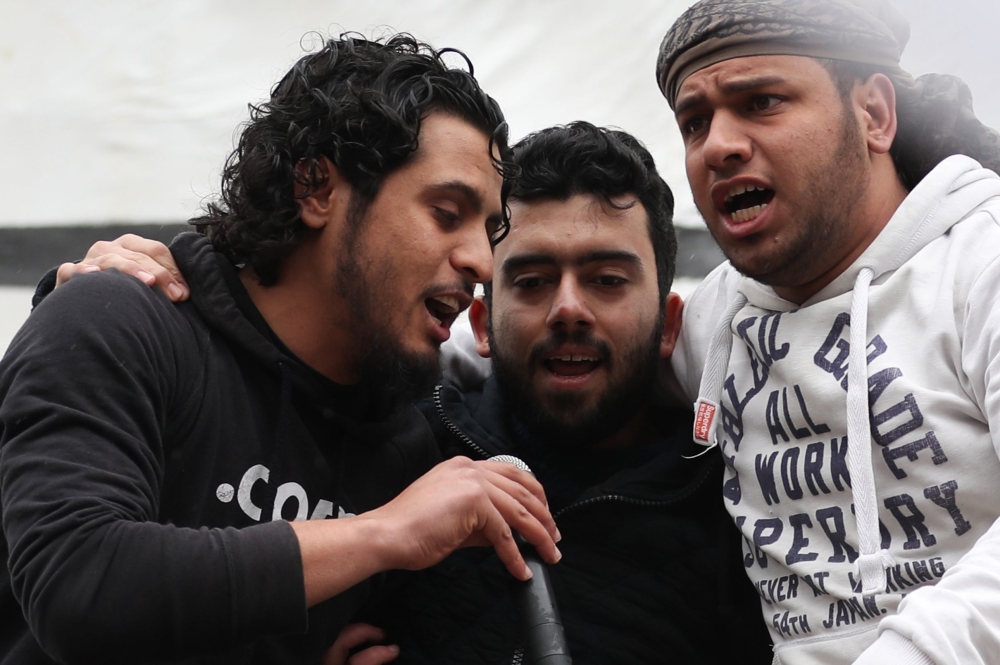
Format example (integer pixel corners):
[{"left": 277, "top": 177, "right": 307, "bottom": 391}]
[
  {"left": 680, "top": 114, "right": 709, "bottom": 137},
  {"left": 513, "top": 276, "right": 547, "bottom": 290},
  {"left": 594, "top": 275, "right": 627, "bottom": 287},
  {"left": 433, "top": 206, "right": 461, "bottom": 229},
  {"left": 750, "top": 95, "right": 781, "bottom": 112}
]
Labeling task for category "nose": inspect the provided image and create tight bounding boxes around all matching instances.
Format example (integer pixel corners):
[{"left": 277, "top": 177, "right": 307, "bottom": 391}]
[
  {"left": 701, "top": 111, "right": 752, "bottom": 171},
  {"left": 451, "top": 223, "right": 494, "bottom": 285},
  {"left": 546, "top": 277, "right": 594, "bottom": 330}
]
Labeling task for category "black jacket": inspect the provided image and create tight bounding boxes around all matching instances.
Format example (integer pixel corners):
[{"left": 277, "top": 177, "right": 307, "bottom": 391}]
[
  {"left": 374, "top": 378, "right": 773, "bottom": 665},
  {"left": 0, "top": 233, "right": 439, "bottom": 664}
]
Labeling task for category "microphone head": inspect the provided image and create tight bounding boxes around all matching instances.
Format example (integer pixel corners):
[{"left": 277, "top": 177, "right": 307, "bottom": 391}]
[{"left": 487, "top": 454, "right": 533, "bottom": 475}]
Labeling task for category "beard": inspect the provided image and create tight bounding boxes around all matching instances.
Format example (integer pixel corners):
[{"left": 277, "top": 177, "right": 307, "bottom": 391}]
[
  {"left": 489, "top": 309, "right": 665, "bottom": 449},
  {"left": 334, "top": 203, "right": 441, "bottom": 408},
  {"left": 718, "top": 102, "right": 870, "bottom": 288}
]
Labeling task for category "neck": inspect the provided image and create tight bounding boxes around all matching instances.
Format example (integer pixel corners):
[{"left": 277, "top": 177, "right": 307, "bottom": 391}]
[{"left": 239, "top": 245, "right": 363, "bottom": 384}]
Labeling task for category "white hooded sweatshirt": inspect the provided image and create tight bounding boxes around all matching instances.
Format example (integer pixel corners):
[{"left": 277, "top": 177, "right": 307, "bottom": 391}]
[{"left": 673, "top": 155, "right": 1000, "bottom": 665}]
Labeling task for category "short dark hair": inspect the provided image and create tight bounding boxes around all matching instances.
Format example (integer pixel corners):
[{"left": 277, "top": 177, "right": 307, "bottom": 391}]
[
  {"left": 819, "top": 58, "right": 1000, "bottom": 191},
  {"left": 485, "top": 121, "right": 676, "bottom": 302},
  {"left": 193, "top": 33, "right": 514, "bottom": 285}
]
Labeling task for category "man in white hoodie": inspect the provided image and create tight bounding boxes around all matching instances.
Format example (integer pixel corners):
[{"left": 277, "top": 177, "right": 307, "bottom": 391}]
[{"left": 656, "top": 1, "right": 1000, "bottom": 663}]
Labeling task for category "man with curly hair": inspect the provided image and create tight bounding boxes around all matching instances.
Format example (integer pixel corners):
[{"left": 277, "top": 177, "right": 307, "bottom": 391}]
[{"left": 0, "top": 34, "right": 559, "bottom": 664}]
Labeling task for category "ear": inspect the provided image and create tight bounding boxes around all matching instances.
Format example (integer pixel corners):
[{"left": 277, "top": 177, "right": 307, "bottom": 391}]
[
  {"left": 469, "top": 296, "right": 492, "bottom": 358},
  {"left": 659, "top": 292, "right": 684, "bottom": 359},
  {"left": 855, "top": 73, "right": 898, "bottom": 156},
  {"left": 297, "top": 156, "right": 350, "bottom": 230}
]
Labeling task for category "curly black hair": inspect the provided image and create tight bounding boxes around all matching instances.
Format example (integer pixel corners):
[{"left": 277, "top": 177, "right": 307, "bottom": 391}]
[
  {"left": 485, "top": 121, "right": 676, "bottom": 302},
  {"left": 192, "top": 33, "right": 514, "bottom": 285}
]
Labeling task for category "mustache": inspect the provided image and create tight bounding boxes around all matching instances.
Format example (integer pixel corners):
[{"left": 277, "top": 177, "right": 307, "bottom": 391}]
[
  {"left": 419, "top": 280, "right": 475, "bottom": 300},
  {"left": 527, "top": 330, "right": 612, "bottom": 367}
]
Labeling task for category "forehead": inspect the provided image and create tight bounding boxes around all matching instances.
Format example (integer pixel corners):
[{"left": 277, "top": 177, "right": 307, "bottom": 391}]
[
  {"left": 676, "top": 54, "right": 834, "bottom": 108},
  {"left": 495, "top": 194, "right": 653, "bottom": 263},
  {"left": 388, "top": 112, "right": 502, "bottom": 195}
]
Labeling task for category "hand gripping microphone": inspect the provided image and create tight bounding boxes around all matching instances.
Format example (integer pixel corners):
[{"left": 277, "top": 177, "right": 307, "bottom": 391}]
[{"left": 489, "top": 455, "right": 573, "bottom": 665}]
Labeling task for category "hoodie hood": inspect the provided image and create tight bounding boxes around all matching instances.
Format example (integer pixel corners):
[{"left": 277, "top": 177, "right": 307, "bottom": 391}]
[
  {"left": 735, "top": 155, "right": 1000, "bottom": 313},
  {"left": 170, "top": 232, "right": 423, "bottom": 438},
  {"left": 171, "top": 232, "right": 288, "bottom": 367}
]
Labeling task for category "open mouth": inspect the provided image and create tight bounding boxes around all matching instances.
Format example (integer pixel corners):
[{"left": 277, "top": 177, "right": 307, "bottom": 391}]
[
  {"left": 724, "top": 184, "right": 775, "bottom": 223},
  {"left": 425, "top": 295, "right": 461, "bottom": 329},
  {"left": 543, "top": 354, "right": 602, "bottom": 377}
]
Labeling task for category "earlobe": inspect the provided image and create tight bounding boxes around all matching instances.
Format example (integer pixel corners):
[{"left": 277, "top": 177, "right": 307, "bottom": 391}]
[
  {"left": 859, "top": 73, "right": 898, "bottom": 155},
  {"left": 659, "top": 293, "right": 684, "bottom": 359},
  {"left": 298, "top": 156, "right": 347, "bottom": 230},
  {"left": 469, "top": 297, "right": 492, "bottom": 359}
]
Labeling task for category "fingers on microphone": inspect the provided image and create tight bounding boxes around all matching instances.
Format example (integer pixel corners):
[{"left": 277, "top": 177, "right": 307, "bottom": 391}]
[
  {"left": 483, "top": 516, "right": 532, "bottom": 581},
  {"left": 481, "top": 467, "right": 562, "bottom": 545},
  {"left": 483, "top": 478, "right": 562, "bottom": 566}
]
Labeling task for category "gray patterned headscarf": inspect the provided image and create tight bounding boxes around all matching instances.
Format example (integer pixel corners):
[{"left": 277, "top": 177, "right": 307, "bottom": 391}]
[{"left": 656, "top": 0, "right": 1000, "bottom": 185}]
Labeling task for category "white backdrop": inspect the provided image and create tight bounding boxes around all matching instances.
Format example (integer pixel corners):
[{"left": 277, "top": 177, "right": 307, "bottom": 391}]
[{"left": 2, "top": 0, "right": 999, "bottom": 230}]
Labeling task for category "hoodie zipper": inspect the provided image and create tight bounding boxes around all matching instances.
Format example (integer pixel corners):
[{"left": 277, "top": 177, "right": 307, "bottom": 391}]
[{"left": 433, "top": 384, "right": 493, "bottom": 459}]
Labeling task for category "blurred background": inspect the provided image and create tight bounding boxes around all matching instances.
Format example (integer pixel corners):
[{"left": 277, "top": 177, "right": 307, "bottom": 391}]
[{"left": 3, "top": 0, "right": 999, "bottom": 353}]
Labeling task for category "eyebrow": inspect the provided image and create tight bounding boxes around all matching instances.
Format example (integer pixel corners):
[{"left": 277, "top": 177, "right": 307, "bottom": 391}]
[
  {"left": 501, "top": 250, "right": 643, "bottom": 277},
  {"left": 426, "top": 180, "right": 504, "bottom": 228},
  {"left": 675, "top": 74, "right": 787, "bottom": 116},
  {"left": 426, "top": 181, "right": 484, "bottom": 214}
]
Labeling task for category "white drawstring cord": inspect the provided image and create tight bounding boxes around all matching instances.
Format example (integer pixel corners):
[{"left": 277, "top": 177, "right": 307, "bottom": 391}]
[
  {"left": 847, "top": 267, "right": 896, "bottom": 594},
  {"left": 692, "top": 293, "right": 747, "bottom": 449}
]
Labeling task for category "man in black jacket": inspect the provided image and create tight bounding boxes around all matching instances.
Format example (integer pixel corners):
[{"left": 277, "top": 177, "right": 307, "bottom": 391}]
[
  {"left": 0, "top": 34, "right": 559, "bottom": 665},
  {"left": 374, "top": 122, "right": 772, "bottom": 664}
]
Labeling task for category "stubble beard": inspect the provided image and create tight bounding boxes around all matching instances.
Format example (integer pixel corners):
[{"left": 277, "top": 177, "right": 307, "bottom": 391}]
[
  {"left": 335, "top": 204, "right": 441, "bottom": 407},
  {"left": 489, "top": 309, "right": 665, "bottom": 448},
  {"left": 718, "top": 104, "right": 870, "bottom": 288}
]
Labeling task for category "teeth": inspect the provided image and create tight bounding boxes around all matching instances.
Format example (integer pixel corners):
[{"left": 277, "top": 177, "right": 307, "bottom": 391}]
[
  {"left": 731, "top": 202, "right": 768, "bottom": 223},
  {"left": 430, "top": 295, "right": 460, "bottom": 313},
  {"left": 725, "top": 184, "right": 763, "bottom": 203},
  {"left": 552, "top": 355, "right": 598, "bottom": 362}
]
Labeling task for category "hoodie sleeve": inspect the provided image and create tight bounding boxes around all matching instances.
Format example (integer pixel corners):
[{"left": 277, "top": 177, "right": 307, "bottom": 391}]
[{"left": 0, "top": 271, "right": 307, "bottom": 664}]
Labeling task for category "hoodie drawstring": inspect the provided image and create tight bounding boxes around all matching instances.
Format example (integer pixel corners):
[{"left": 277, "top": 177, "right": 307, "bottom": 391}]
[
  {"left": 847, "top": 268, "right": 896, "bottom": 594},
  {"left": 693, "top": 293, "right": 748, "bottom": 448}
]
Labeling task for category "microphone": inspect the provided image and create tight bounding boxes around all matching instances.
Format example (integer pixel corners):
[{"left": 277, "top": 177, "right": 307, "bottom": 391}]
[{"left": 489, "top": 455, "right": 573, "bottom": 665}]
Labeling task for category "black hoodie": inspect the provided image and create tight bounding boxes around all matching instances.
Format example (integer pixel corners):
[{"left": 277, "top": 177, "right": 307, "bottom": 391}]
[
  {"left": 0, "top": 233, "right": 439, "bottom": 665},
  {"left": 373, "top": 378, "right": 774, "bottom": 665}
]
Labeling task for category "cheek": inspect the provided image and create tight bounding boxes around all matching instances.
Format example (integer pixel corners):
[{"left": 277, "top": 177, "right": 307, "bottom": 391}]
[
  {"left": 685, "top": 155, "right": 711, "bottom": 201},
  {"left": 494, "top": 307, "right": 542, "bottom": 351}
]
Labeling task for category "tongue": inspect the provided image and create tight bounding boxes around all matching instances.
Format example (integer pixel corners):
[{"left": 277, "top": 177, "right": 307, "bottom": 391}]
[{"left": 546, "top": 360, "right": 599, "bottom": 377}]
